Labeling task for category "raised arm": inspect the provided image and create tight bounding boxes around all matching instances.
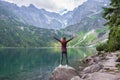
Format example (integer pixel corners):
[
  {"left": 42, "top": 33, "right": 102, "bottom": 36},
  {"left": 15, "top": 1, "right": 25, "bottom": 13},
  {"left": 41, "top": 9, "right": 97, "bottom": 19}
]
[
  {"left": 53, "top": 37, "right": 61, "bottom": 42},
  {"left": 66, "top": 37, "right": 74, "bottom": 42}
]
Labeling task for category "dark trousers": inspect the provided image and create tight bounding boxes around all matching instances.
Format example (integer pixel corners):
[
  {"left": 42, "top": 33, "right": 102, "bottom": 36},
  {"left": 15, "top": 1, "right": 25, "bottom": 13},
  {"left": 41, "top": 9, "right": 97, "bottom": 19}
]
[{"left": 60, "top": 51, "right": 68, "bottom": 65}]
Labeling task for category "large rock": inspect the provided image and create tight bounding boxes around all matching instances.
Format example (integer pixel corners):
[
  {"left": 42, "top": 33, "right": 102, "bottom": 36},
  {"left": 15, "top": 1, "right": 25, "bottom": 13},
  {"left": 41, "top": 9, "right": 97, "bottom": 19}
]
[
  {"left": 85, "top": 72, "right": 120, "bottom": 80},
  {"left": 82, "top": 63, "right": 103, "bottom": 74},
  {"left": 83, "top": 55, "right": 101, "bottom": 65},
  {"left": 71, "top": 76, "right": 83, "bottom": 80},
  {"left": 49, "top": 65, "right": 81, "bottom": 80}
]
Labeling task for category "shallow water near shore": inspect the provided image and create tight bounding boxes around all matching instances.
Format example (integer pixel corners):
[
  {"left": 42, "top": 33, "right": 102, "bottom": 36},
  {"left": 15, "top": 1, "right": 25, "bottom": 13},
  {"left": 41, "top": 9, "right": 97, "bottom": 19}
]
[{"left": 0, "top": 47, "right": 96, "bottom": 80}]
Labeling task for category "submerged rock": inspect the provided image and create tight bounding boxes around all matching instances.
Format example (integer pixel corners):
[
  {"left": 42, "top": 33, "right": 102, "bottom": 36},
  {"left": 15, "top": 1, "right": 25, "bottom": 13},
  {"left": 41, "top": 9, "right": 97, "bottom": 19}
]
[{"left": 49, "top": 65, "right": 81, "bottom": 80}]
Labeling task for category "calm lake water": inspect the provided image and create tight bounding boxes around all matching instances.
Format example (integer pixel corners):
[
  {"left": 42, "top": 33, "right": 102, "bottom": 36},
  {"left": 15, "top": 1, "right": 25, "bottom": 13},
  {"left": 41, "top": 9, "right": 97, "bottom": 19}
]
[{"left": 0, "top": 47, "right": 96, "bottom": 80}]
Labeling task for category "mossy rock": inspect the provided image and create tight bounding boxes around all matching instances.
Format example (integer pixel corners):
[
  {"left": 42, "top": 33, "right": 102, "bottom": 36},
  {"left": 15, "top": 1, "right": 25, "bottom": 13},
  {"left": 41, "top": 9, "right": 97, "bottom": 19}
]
[
  {"left": 116, "top": 54, "right": 120, "bottom": 62},
  {"left": 116, "top": 64, "right": 120, "bottom": 70}
]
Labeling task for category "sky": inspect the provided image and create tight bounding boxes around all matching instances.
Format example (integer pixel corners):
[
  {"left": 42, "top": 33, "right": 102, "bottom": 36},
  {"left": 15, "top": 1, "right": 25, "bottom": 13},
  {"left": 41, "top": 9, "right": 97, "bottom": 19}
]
[{"left": 4, "top": 0, "right": 87, "bottom": 13}]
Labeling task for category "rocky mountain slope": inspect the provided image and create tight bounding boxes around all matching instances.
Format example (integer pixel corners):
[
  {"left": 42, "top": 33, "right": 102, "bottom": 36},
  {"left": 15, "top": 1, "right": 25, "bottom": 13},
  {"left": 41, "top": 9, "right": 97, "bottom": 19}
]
[
  {"left": 0, "top": 0, "right": 109, "bottom": 30},
  {"left": 64, "top": 0, "right": 109, "bottom": 26},
  {"left": 0, "top": 0, "right": 110, "bottom": 47},
  {"left": 0, "top": 4, "right": 62, "bottom": 47}
]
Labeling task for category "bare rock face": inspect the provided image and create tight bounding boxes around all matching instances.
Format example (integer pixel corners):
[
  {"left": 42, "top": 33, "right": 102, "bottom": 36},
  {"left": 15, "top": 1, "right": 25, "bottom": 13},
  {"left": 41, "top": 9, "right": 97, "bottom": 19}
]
[{"left": 49, "top": 65, "right": 81, "bottom": 80}]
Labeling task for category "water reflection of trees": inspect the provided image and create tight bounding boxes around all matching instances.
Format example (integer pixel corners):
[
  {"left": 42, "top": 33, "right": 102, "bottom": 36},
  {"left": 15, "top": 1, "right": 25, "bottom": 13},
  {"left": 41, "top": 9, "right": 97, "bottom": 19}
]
[
  {"left": 68, "top": 47, "right": 96, "bottom": 61},
  {"left": 0, "top": 47, "right": 96, "bottom": 77},
  {"left": 0, "top": 48, "right": 60, "bottom": 76}
]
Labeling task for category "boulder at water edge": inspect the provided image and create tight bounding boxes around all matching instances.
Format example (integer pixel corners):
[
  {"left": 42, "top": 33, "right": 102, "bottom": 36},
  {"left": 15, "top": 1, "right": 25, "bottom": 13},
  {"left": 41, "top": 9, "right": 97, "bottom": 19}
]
[{"left": 49, "top": 65, "right": 81, "bottom": 80}]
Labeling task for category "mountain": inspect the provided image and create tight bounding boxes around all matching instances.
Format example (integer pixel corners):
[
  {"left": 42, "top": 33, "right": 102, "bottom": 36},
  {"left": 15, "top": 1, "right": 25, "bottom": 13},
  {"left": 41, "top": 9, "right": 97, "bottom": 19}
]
[
  {"left": 0, "top": 0, "right": 110, "bottom": 47},
  {"left": 0, "top": 1, "right": 64, "bottom": 29},
  {"left": 62, "top": 0, "right": 110, "bottom": 46},
  {"left": 64, "top": 0, "right": 109, "bottom": 26},
  {"left": 63, "top": 0, "right": 109, "bottom": 34},
  {"left": 0, "top": 0, "right": 109, "bottom": 30},
  {"left": 0, "top": 3, "right": 64, "bottom": 47}
]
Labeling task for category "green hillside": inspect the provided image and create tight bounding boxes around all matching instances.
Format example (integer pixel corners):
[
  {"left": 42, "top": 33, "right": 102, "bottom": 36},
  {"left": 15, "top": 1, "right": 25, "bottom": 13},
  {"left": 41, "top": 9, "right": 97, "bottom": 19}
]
[
  {"left": 0, "top": 18, "right": 59, "bottom": 47},
  {"left": 67, "top": 27, "right": 108, "bottom": 47}
]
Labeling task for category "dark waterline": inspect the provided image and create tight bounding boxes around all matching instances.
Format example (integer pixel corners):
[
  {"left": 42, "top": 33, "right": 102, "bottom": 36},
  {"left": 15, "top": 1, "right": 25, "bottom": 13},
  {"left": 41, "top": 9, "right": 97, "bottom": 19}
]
[{"left": 0, "top": 48, "right": 96, "bottom": 80}]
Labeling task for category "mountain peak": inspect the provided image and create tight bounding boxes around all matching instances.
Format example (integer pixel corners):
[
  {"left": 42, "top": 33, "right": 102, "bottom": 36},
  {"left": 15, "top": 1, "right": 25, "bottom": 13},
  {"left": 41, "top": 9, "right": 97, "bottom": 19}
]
[{"left": 28, "top": 4, "right": 36, "bottom": 9}]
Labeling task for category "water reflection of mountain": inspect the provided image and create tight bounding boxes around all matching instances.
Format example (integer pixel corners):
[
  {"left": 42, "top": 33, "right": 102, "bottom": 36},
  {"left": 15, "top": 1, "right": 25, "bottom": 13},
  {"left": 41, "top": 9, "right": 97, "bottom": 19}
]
[{"left": 0, "top": 48, "right": 96, "bottom": 80}]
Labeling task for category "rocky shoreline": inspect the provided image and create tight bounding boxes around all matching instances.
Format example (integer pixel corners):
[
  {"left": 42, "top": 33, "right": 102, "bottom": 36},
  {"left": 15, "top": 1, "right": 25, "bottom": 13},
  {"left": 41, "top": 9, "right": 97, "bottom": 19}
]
[{"left": 50, "top": 51, "right": 120, "bottom": 80}]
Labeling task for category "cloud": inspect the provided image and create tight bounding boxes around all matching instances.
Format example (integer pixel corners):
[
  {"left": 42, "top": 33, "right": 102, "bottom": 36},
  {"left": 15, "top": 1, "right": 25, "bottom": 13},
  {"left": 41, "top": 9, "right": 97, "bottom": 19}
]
[{"left": 4, "top": 0, "right": 87, "bottom": 13}]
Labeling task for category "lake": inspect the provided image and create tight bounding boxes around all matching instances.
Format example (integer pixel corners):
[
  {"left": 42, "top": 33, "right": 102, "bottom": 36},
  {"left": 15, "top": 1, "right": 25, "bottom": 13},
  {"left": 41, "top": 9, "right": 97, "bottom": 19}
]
[{"left": 0, "top": 47, "right": 96, "bottom": 80}]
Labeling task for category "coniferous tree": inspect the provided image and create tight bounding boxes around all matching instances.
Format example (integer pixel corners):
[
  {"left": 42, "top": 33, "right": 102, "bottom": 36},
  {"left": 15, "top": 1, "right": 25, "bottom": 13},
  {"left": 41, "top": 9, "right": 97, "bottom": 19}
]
[
  {"left": 102, "top": 0, "right": 120, "bottom": 51},
  {"left": 103, "top": 0, "right": 120, "bottom": 27}
]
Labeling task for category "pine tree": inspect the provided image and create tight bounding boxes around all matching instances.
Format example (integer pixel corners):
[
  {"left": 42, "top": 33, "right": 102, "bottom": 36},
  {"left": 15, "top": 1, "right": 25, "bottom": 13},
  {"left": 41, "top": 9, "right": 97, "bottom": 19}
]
[
  {"left": 102, "top": 0, "right": 120, "bottom": 51},
  {"left": 103, "top": 0, "right": 120, "bottom": 27}
]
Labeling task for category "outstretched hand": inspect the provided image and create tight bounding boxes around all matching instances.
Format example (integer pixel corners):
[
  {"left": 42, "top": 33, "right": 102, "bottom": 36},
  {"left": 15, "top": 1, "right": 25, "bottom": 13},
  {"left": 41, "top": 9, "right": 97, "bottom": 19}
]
[
  {"left": 72, "top": 35, "right": 77, "bottom": 38},
  {"left": 53, "top": 36, "right": 61, "bottom": 42},
  {"left": 53, "top": 36, "right": 58, "bottom": 39}
]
